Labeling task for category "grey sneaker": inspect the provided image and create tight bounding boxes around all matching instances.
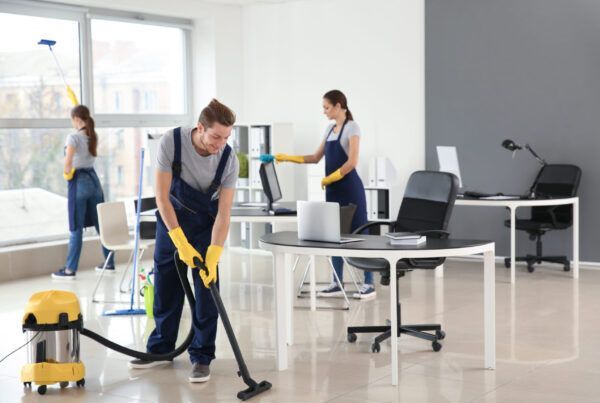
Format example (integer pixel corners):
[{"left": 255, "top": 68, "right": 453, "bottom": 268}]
[
  {"left": 128, "top": 359, "right": 172, "bottom": 369},
  {"left": 189, "top": 363, "right": 210, "bottom": 383},
  {"left": 352, "top": 284, "right": 376, "bottom": 300},
  {"left": 317, "top": 282, "right": 344, "bottom": 298}
]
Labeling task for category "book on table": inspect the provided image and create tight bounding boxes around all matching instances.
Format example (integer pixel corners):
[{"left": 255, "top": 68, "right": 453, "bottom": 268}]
[{"left": 385, "top": 232, "right": 426, "bottom": 245}]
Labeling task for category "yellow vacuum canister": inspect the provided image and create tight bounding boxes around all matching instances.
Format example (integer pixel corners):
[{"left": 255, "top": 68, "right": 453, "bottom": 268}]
[{"left": 21, "top": 290, "right": 85, "bottom": 395}]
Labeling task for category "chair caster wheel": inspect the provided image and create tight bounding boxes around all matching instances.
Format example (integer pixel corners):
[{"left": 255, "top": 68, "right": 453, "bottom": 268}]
[
  {"left": 347, "top": 333, "right": 357, "bottom": 343},
  {"left": 60, "top": 381, "right": 69, "bottom": 389},
  {"left": 371, "top": 342, "right": 381, "bottom": 353},
  {"left": 76, "top": 378, "right": 85, "bottom": 387},
  {"left": 527, "top": 264, "right": 535, "bottom": 273},
  {"left": 432, "top": 341, "right": 442, "bottom": 352},
  {"left": 435, "top": 330, "right": 446, "bottom": 340},
  {"left": 564, "top": 263, "right": 571, "bottom": 272},
  {"left": 37, "top": 385, "right": 47, "bottom": 395},
  {"left": 504, "top": 258, "right": 510, "bottom": 268}
]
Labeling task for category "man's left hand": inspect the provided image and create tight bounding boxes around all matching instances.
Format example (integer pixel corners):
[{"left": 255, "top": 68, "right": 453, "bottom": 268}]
[{"left": 200, "top": 245, "right": 223, "bottom": 288}]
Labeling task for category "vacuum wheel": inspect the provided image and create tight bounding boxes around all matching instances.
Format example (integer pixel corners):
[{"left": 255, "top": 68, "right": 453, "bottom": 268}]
[
  {"left": 23, "top": 382, "right": 32, "bottom": 388},
  {"left": 76, "top": 378, "right": 85, "bottom": 388},
  {"left": 37, "top": 385, "right": 47, "bottom": 395},
  {"left": 371, "top": 342, "right": 381, "bottom": 353},
  {"left": 347, "top": 333, "right": 357, "bottom": 343},
  {"left": 527, "top": 263, "right": 535, "bottom": 273},
  {"left": 60, "top": 381, "right": 69, "bottom": 389},
  {"left": 432, "top": 341, "right": 442, "bottom": 352}
]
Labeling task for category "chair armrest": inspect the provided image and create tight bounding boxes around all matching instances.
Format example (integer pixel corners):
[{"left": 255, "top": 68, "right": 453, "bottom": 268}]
[
  {"left": 415, "top": 230, "right": 449, "bottom": 239},
  {"left": 352, "top": 220, "right": 394, "bottom": 235}
]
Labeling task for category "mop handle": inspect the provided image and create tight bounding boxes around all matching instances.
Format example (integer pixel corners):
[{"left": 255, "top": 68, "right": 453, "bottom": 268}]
[{"left": 130, "top": 148, "right": 145, "bottom": 309}]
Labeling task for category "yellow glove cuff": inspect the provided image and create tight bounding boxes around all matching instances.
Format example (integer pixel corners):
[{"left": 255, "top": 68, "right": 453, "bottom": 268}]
[
  {"left": 63, "top": 168, "right": 75, "bottom": 181},
  {"left": 206, "top": 245, "right": 223, "bottom": 265},
  {"left": 275, "top": 153, "right": 304, "bottom": 164},
  {"left": 168, "top": 227, "right": 188, "bottom": 249}
]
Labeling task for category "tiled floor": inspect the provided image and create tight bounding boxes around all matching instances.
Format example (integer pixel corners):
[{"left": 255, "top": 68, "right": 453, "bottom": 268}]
[{"left": 0, "top": 249, "right": 599, "bottom": 402}]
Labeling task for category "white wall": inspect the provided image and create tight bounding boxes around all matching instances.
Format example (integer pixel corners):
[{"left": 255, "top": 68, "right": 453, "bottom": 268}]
[
  {"left": 53, "top": 0, "right": 244, "bottom": 118},
  {"left": 241, "top": 0, "right": 425, "bottom": 210}
]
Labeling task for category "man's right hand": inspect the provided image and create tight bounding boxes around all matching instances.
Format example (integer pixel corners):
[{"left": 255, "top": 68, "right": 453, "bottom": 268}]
[{"left": 168, "top": 227, "right": 203, "bottom": 268}]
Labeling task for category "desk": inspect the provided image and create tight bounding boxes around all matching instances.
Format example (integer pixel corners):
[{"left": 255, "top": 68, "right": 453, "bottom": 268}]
[
  {"left": 455, "top": 197, "right": 579, "bottom": 283},
  {"left": 259, "top": 231, "right": 496, "bottom": 386}
]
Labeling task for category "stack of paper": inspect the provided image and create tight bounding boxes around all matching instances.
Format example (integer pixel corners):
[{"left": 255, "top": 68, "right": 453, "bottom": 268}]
[{"left": 385, "top": 232, "right": 426, "bottom": 245}]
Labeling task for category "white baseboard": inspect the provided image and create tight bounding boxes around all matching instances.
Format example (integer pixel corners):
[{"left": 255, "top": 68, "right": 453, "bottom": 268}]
[{"left": 446, "top": 256, "right": 600, "bottom": 270}]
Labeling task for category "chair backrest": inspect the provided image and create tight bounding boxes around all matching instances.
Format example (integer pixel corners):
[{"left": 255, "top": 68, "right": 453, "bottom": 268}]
[
  {"left": 393, "top": 171, "right": 459, "bottom": 233},
  {"left": 530, "top": 164, "right": 581, "bottom": 224},
  {"left": 340, "top": 204, "right": 357, "bottom": 234},
  {"left": 134, "top": 197, "right": 157, "bottom": 239},
  {"left": 97, "top": 201, "right": 131, "bottom": 248}
]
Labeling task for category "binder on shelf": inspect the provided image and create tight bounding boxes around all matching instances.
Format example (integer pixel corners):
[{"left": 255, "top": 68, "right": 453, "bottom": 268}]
[
  {"left": 376, "top": 157, "right": 387, "bottom": 187},
  {"left": 368, "top": 158, "right": 377, "bottom": 187}
]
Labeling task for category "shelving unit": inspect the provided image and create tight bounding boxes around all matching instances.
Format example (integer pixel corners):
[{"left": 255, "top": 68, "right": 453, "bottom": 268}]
[{"left": 228, "top": 123, "right": 294, "bottom": 249}]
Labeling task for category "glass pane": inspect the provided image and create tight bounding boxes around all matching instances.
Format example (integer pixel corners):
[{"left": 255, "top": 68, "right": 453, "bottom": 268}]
[
  {"left": 0, "top": 13, "right": 81, "bottom": 119},
  {"left": 0, "top": 128, "right": 71, "bottom": 245},
  {"left": 92, "top": 19, "right": 186, "bottom": 114},
  {"left": 96, "top": 127, "right": 169, "bottom": 201}
]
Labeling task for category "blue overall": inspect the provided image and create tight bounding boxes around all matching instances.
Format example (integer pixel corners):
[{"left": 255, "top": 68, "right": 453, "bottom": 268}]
[
  {"left": 66, "top": 168, "right": 113, "bottom": 271},
  {"left": 325, "top": 120, "right": 372, "bottom": 284},
  {"left": 147, "top": 127, "right": 232, "bottom": 365}
]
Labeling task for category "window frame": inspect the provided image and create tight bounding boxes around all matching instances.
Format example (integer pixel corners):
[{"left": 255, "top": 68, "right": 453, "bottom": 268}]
[{"left": 0, "top": 0, "right": 194, "bottom": 246}]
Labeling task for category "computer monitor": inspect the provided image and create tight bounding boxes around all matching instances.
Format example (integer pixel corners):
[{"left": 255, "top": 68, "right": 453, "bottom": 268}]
[
  {"left": 259, "top": 161, "right": 282, "bottom": 212},
  {"left": 436, "top": 146, "right": 463, "bottom": 188}
]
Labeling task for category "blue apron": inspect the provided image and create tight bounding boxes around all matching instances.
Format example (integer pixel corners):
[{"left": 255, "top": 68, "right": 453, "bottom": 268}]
[
  {"left": 67, "top": 168, "right": 103, "bottom": 232},
  {"left": 147, "top": 127, "right": 231, "bottom": 365},
  {"left": 325, "top": 120, "right": 368, "bottom": 233}
]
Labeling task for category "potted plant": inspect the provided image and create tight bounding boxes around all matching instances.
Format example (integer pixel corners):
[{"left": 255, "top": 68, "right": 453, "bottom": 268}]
[{"left": 237, "top": 152, "right": 249, "bottom": 187}]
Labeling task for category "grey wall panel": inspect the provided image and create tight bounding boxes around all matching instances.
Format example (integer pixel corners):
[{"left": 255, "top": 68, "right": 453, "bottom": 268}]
[{"left": 426, "top": 0, "right": 600, "bottom": 261}]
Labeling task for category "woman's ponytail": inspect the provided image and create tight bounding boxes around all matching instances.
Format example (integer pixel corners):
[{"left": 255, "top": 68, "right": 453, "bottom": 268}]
[{"left": 71, "top": 105, "right": 98, "bottom": 156}]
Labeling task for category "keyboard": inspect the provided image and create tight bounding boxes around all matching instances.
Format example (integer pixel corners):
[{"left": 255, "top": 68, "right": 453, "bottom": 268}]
[
  {"left": 461, "top": 191, "right": 501, "bottom": 198},
  {"left": 271, "top": 207, "right": 296, "bottom": 216}
]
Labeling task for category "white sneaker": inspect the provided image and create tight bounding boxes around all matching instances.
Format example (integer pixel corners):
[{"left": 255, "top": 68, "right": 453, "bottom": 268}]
[
  {"left": 353, "top": 284, "right": 376, "bottom": 299},
  {"left": 317, "top": 282, "right": 344, "bottom": 298}
]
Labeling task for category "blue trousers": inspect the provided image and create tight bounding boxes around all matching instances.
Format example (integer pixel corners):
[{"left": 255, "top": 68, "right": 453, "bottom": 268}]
[
  {"left": 66, "top": 173, "right": 114, "bottom": 271},
  {"left": 147, "top": 217, "right": 218, "bottom": 365}
]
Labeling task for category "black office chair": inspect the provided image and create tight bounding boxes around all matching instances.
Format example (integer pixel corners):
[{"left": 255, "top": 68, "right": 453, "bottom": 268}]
[
  {"left": 503, "top": 164, "right": 581, "bottom": 273},
  {"left": 134, "top": 197, "right": 157, "bottom": 240},
  {"left": 346, "top": 171, "right": 459, "bottom": 353}
]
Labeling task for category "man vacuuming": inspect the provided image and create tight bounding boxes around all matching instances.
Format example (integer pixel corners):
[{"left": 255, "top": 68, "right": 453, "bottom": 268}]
[{"left": 129, "top": 99, "right": 239, "bottom": 383}]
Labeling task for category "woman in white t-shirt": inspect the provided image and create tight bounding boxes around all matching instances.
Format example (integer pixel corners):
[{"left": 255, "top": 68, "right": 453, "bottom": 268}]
[
  {"left": 273, "top": 90, "right": 375, "bottom": 299},
  {"left": 52, "top": 105, "right": 113, "bottom": 279}
]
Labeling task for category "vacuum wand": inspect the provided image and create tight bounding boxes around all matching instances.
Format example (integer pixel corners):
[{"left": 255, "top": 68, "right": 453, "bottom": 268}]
[{"left": 194, "top": 257, "right": 272, "bottom": 401}]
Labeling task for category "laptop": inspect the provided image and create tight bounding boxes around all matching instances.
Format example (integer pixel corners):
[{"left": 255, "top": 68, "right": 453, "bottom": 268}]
[{"left": 297, "top": 201, "right": 363, "bottom": 244}]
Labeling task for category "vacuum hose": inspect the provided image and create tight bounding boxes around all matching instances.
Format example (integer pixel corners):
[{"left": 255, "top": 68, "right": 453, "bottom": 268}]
[{"left": 80, "top": 253, "right": 193, "bottom": 362}]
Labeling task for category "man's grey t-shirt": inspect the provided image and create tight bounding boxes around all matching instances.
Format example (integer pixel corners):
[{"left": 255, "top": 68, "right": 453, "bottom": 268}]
[
  {"left": 65, "top": 129, "right": 96, "bottom": 169},
  {"left": 322, "top": 120, "right": 361, "bottom": 156},
  {"left": 157, "top": 127, "right": 239, "bottom": 200}
]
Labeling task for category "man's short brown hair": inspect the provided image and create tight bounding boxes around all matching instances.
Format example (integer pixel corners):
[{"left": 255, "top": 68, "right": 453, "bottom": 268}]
[{"left": 198, "top": 98, "right": 236, "bottom": 128}]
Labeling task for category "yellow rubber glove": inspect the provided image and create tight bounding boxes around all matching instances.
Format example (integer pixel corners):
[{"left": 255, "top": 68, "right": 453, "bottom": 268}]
[
  {"left": 321, "top": 168, "right": 344, "bottom": 189},
  {"left": 63, "top": 167, "right": 75, "bottom": 181},
  {"left": 200, "top": 245, "right": 222, "bottom": 288},
  {"left": 168, "top": 227, "right": 203, "bottom": 268},
  {"left": 66, "top": 85, "right": 79, "bottom": 106},
  {"left": 274, "top": 153, "right": 305, "bottom": 164}
]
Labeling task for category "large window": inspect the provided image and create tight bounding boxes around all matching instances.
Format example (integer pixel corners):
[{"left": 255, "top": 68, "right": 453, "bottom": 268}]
[
  {"left": 91, "top": 19, "right": 186, "bottom": 114},
  {"left": 0, "top": 12, "right": 80, "bottom": 119},
  {"left": 0, "top": 2, "right": 192, "bottom": 247}
]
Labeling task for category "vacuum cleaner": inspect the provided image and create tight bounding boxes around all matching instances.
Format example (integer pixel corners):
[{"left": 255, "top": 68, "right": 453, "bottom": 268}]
[{"left": 21, "top": 254, "right": 272, "bottom": 400}]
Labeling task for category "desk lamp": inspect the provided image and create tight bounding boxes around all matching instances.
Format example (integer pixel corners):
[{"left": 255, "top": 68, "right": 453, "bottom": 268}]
[{"left": 502, "top": 139, "right": 547, "bottom": 166}]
